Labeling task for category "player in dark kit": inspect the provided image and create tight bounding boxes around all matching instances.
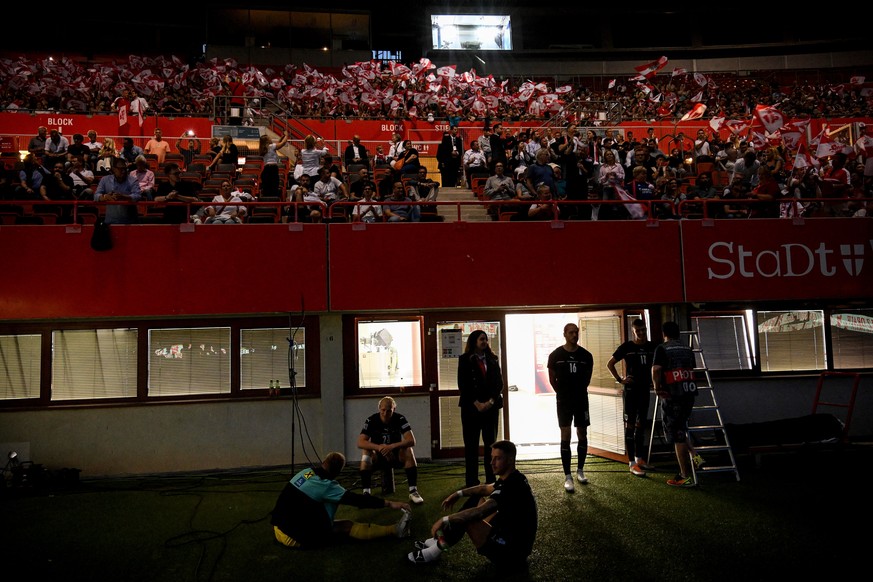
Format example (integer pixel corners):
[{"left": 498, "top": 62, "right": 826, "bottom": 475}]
[
  {"left": 652, "top": 321, "right": 700, "bottom": 488},
  {"left": 607, "top": 318, "right": 657, "bottom": 477},
  {"left": 547, "top": 323, "right": 595, "bottom": 492},
  {"left": 357, "top": 396, "right": 424, "bottom": 504}
]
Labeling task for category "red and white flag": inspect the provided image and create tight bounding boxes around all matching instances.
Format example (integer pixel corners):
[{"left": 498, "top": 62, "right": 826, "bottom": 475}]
[
  {"left": 850, "top": 76, "right": 866, "bottom": 85},
  {"left": 614, "top": 183, "right": 646, "bottom": 219},
  {"left": 693, "top": 72, "right": 708, "bottom": 87},
  {"left": 709, "top": 117, "right": 726, "bottom": 133},
  {"left": 690, "top": 90, "right": 704, "bottom": 103},
  {"left": 436, "top": 65, "right": 456, "bottom": 78},
  {"left": 724, "top": 119, "right": 751, "bottom": 135},
  {"left": 754, "top": 104, "right": 785, "bottom": 134},
  {"left": 671, "top": 67, "right": 688, "bottom": 77},
  {"left": 793, "top": 139, "right": 818, "bottom": 169},
  {"left": 634, "top": 56, "right": 668, "bottom": 79},
  {"left": 813, "top": 127, "right": 843, "bottom": 159},
  {"left": 608, "top": 78, "right": 616, "bottom": 89},
  {"left": 679, "top": 103, "right": 707, "bottom": 122}
]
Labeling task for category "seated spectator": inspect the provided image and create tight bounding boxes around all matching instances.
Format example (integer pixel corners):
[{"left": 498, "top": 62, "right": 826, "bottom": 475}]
[
  {"left": 67, "top": 156, "right": 95, "bottom": 199},
  {"left": 205, "top": 181, "right": 247, "bottom": 224},
  {"left": 527, "top": 183, "right": 556, "bottom": 221},
  {"left": 349, "top": 167, "right": 377, "bottom": 201},
  {"left": 384, "top": 181, "right": 420, "bottom": 222},
  {"left": 154, "top": 163, "right": 200, "bottom": 224},
  {"left": 463, "top": 140, "right": 489, "bottom": 187},
  {"left": 131, "top": 156, "right": 156, "bottom": 201},
  {"left": 313, "top": 166, "right": 349, "bottom": 207},
  {"left": 17, "top": 153, "right": 48, "bottom": 200},
  {"left": 43, "top": 129, "right": 70, "bottom": 169},
  {"left": 407, "top": 167, "right": 439, "bottom": 202},
  {"left": 40, "top": 160, "right": 75, "bottom": 222},
  {"left": 85, "top": 130, "right": 103, "bottom": 172},
  {"left": 484, "top": 162, "right": 515, "bottom": 201},
  {"left": 357, "top": 396, "right": 424, "bottom": 504},
  {"left": 94, "top": 157, "right": 142, "bottom": 224},
  {"left": 67, "top": 133, "right": 90, "bottom": 166},
  {"left": 351, "top": 183, "right": 382, "bottom": 223},
  {"left": 120, "top": 138, "right": 144, "bottom": 166}
]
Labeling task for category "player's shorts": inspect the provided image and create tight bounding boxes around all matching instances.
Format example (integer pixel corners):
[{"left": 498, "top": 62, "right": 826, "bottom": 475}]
[
  {"left": 556, "top": 397, "right": 590, "bottom": 428},
  {"left": 477, "top": 530, "right": 528, "bottom": 567},
  {"left": 661, "top": 396, "right": 694, "bottom": 444}
]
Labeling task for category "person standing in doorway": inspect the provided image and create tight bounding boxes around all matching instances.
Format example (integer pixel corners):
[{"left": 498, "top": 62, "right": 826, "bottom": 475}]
[
  {"left": 547, "top": 323, "right": 594, "bottom": 492},
  {"left": 607, "top": 318, "right": 657, "bottom": 477},
  {"left": 457, "top": 330, "right": 504, "bottom": 487}
]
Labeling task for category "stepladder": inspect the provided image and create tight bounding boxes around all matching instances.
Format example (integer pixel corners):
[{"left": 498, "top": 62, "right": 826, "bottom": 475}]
[{"left": 647, "top": 330, "right": 740, "bottom": 484}]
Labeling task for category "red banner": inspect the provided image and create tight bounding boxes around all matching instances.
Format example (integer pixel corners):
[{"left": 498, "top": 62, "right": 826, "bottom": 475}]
[{"left": 681, "top": 219, "right": 873, "bottom": 302}]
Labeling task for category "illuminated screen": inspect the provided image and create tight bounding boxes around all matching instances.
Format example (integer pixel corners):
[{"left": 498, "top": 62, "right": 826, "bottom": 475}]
[{"left": 431, "top": 14, "right": 512, "bottom": 51}]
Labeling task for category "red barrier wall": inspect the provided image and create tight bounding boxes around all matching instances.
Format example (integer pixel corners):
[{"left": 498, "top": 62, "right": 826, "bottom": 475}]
[
  {"left": 0, "top": 224, "right": 328, "bottom": 319},
  {"left": 327, "top": 221, "right": 685, "bottom": 311},
  {"left": 681, "top": 218, "right": 873, "bottom": 302}
]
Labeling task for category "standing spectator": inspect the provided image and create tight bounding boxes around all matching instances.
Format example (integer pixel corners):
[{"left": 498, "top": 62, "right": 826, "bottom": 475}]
[
  {"left": 299, "top": 134, "right": 328, "bottom": 181},
  {"left": 28, "top": 126, "right": 47, "bottom": 159},
  {"left": 357, "top": 396, "right": 424, "bottom": 504},
  {"left": 344, "top": 135, "right": 369, "bottom": 169},
  {"left": 270, "top": 451, "right": 412, "bottom": 549},
  {"left": 547, "top": 322, "right": 594, "bottom": 492},
  {"left": 259, "top": 132, "right": 289, "bottom": 199},
  {"left": 489, "top": 124, "right": 508, "bottom": 172},
  {"left": 225, "top": 74, "right": 245, "bottom": 126},
  {"left": 436, "top": 128, "right": 463, "bottom": 188},
  {"left": 94, "top": 157, "right": 142, "bottom": 224},
  {"left": 144, "top": 128, "right": 171, "bottom": 165},
  {"left": 731, "top": 150, "right": 761, "bottom": 188},
  {"left": 85, "top": 130, "right": 103, "bottom": 172},
  {"left": 478, "top": 126, "right": 493, "bottom": 166},
  {"left": 651, "top": 321, "right": 701, "bottom": 488},
  {"left": 693, "top": 129, "right": 712, "bottom": 168},
  {"left": 43, "top": 129, "right": 70, "bottom": 169},
  {"left": 175, "top": 132, "right": 202, "bottom": 170},
  {"left": 607, "top": 318, "right": 657, "bottom": 477},
  {"left": 128, "top": 88, "right": 149, "bottom": 134},
  {"left": 456, "top": 330, "right": 504, "bottom": 487}
]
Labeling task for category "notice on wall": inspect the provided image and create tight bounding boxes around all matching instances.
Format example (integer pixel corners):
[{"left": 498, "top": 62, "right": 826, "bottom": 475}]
[{"left": 441, "top": 329, "right": 463, "bottom": 359}]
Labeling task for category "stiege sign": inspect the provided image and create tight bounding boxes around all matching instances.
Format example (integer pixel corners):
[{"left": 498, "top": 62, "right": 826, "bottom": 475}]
[{"left": 681, "top": 219, "right": 873, "bottom": 302}]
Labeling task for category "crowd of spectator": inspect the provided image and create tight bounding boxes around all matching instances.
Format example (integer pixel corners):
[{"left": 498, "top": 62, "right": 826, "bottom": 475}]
[{"left": 1, "top": 54, "right": 871, "bottom": 122}]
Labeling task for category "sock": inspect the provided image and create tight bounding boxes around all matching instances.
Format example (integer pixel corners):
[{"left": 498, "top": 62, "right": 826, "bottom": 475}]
[
  {"left": 560, "top": 440, "right": 571, "bottom": 475},
  {"left": 349, "top": 522, "right": 394, "bottom": 540},
  {"left": 362, "top": 487, "right": 371, "bottom": 494},
  {"left": 577, "top": 440, "right": 587, "bottom": 471},
  {"left": 360, "top": 469, "right": 372, "bottom": 489},
  {"left": 405, "top": 466, "right": 418, "bottom": 489}
]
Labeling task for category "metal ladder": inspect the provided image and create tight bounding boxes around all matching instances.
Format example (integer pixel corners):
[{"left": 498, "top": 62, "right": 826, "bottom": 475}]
[{"left": 647, "top": 330, "right": 740, "bottom": 483}]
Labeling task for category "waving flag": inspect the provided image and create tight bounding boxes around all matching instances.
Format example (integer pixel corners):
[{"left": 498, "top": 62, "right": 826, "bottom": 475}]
[
  {"left": 679, "top": 103, "right": 707, "bottom": 122},
  {"left": 709, "top": 117, "right": 726, "bottom": 133},
  {"left": 693, "top": 73, "right": 708, "bottom": 86},
  {"left": 754, "top": 104, "right": 786, "bottom": 134},
  {"left": 608, "top": 78, "right": 616, "bottom": 89},
  {"left": 671, "top": 67, "right": 688, "bottom": 77},
  {"left": 614, "top": 183, "right": 646, "bottom": 219},
  {"left": 634, "top": 56, "right": 668, "bottom": 79}
]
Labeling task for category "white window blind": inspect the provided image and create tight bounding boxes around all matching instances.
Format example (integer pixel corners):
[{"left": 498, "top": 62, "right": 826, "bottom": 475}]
[
  {"left": 757, "top": 310, "right": 825, "bottom": 372},
  {"left": 0, "top": 334, "right": 41, "bottom": 400},
  {"left": 52, "top": 329, "right": 137, "bottom": 400},
  {"left": 693, "top": 315, "right": 754, "bottom": 370},
  {"left": 830, "top": 310, "right": 873, "bottom": 369},
  {"left": 240, "top": 328, "right": 306, "bottom": 391},
  {"left": 148, "top": 328, "right": 230, "bottom": 396}
]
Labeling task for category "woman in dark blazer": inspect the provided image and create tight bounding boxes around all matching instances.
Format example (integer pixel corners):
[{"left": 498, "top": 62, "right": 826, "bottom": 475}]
[{"left": 457, "top": 329, "right": 504, "bottom": 486}]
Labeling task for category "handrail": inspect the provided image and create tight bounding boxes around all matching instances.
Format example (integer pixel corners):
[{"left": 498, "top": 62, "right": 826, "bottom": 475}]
[{"left": 3, "top": 196, "right": 868, "bottom": 225}]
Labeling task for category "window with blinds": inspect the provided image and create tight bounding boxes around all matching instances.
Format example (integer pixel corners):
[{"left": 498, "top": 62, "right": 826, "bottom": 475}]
[
  {"left": 756, "top": 310, "right": 826, "bottom": 372},
  {"left": 240, "top": 328, "right": 306, "bottom": 391},
  {"left": 692, "top": 314, "right": 754, "bottom": 371},
  {"left": 51, "top": 329, "right": 138, "bottom": 400},
  {"left": 148, "top": 328, "right": 231, "bottom": 396},
  {"left": 0, "top": 334, "right": 41, "bottom": 400},
  {"left": 577, "top": 315, "right": 622, "bottom": 389},
  {"left": 830, "top": 309, "right": 873, "bottom": 369}
]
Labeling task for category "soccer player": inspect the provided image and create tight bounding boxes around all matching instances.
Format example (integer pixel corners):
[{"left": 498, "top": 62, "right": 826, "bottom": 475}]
[
  {"left": 652, "top": 321, "right": 700, "bottom": 488},
  {"left": 607, "top": 318, "right": 657, "bottom": 477},
  {"left": 407, "top": 440, "right": 537, "bottom": 571},
  {"left": 547, "top": 323, "right": 595, "bottom": 492},
  {"left": 358, "top": 396, "right": 424, "bottom": 504}
]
